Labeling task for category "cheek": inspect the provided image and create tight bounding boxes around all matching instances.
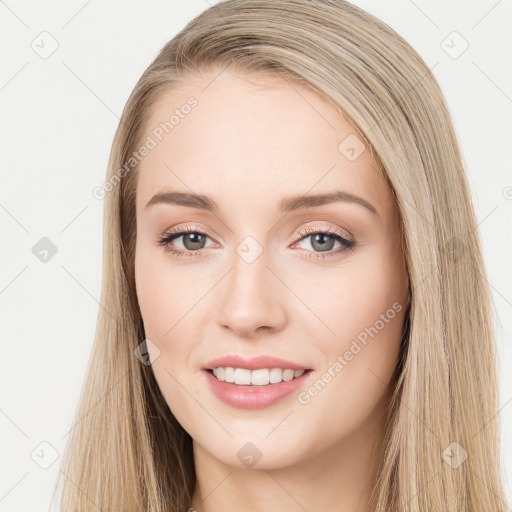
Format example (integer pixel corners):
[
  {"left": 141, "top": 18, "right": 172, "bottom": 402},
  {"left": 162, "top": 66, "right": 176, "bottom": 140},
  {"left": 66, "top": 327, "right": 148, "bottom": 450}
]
[
  {"left": 135, "top": 258, "right": 169, "bottom": 340},
  {"left": 134, "top": 253, "right": 188, "bottom": 405},
  {"left": 135, "top": 246, "right": 200, "bottom": 425},
  {"left": 298, "top": 247, "right": 406, "bottom": 403},
  {"left": 299, "top": 250, "right": 405, "bottom": 346},
  {"left": 135, "top": 241, "right": 188, "bottom": 341},
  {"left": 135, "top": 242, "right": 203, "bottom": 378},
  {"left": 291, "top": 278, "right": 405, "bottom": 453}
]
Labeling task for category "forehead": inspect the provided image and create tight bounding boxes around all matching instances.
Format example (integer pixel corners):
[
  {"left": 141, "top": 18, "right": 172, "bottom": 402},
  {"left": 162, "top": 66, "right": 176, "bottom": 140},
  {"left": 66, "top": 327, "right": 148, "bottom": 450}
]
[{"left": 135, "top": 69, "right": 391, "bottom": 218}]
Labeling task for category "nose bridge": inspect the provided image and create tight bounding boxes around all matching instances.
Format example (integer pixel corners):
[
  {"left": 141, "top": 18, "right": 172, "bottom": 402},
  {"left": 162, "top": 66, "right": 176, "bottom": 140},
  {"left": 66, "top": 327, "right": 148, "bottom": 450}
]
[{"left": 217, "top": 236, "right": 286, "bottom": 336}]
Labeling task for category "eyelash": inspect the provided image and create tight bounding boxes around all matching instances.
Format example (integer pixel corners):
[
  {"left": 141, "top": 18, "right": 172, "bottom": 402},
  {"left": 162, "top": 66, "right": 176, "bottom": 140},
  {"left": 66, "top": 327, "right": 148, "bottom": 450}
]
[{"left": 157, "top": 225, "right": 356, "bottom": 261}]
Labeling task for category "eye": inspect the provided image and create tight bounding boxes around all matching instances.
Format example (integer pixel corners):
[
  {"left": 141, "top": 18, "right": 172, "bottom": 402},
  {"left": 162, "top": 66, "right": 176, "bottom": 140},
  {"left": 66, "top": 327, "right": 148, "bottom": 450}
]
[
  {"left": 292, "top": 226, "right": 356, "bottom": 260},
  {"left": 157, "top": 225, "right": 356, "bottom": 261},
  {"left": 157, "top": 226, "right": 215, "bottom": 259}
]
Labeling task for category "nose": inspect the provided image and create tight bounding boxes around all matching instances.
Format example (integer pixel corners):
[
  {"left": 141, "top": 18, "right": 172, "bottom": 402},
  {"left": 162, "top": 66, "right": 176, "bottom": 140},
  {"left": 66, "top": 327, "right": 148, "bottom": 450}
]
[{"left": 217, "top": 250, "right": 287, "bottom": 338}]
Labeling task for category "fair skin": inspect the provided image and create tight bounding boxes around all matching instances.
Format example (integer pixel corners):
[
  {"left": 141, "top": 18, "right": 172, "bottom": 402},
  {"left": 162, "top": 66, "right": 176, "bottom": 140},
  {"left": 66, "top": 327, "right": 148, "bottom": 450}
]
[{"left": 134, "top": 69, "right": 409, "bottom": 512}]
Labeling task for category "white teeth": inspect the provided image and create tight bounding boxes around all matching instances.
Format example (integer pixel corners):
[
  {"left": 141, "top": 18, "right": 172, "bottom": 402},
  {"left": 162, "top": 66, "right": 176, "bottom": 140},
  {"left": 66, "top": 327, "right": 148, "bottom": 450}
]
[
  {"left": 251, "top": 368, "right": 269, "bottom": 386},
  {"left": 282, "top": 369, "right": 295, "bottom": 381},
  {"left": 224, "top": 367, "right": 235, "bottom": 382},
  {"left": 234, "top": 368, "right": 251, "bottom": 385},
  {"left": 269, "top": 368, "right": 283, "bottom": 384},
  {"left": 210, "top": 367, "right": 307, "bottom": 385}
]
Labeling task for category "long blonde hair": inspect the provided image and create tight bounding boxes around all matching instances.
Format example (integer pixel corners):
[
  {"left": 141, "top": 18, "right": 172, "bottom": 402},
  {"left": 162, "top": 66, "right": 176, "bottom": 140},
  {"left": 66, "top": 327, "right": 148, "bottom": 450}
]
[{"left": 52, "top": 1, "right": 508, "bottom": 510}]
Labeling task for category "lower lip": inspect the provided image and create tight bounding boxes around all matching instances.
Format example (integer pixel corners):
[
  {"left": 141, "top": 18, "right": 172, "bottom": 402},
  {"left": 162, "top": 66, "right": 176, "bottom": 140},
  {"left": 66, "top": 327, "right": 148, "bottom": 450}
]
[{"left": 203, "top": 369, "right": 313, "bottom": 409}]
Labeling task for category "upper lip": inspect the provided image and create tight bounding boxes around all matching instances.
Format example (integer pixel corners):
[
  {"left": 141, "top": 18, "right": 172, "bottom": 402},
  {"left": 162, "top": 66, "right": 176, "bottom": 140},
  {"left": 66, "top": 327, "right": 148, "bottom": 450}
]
[{"left": 202, "top": 355, "right": 311, "bottom": 372}]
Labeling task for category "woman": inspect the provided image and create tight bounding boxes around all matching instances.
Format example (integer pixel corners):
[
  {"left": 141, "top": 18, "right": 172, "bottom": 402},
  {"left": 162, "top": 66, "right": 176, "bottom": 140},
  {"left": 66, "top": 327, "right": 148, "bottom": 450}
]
[{"left": 52, "top": 0, "right": 509, "bottom": 510}]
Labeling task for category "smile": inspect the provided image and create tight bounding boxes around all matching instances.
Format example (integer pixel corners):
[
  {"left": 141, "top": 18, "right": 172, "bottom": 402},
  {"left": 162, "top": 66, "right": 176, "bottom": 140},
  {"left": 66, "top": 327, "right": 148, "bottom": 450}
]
[
  {"left": 211, "top": 367, "right": 306, "bottom": 386},
  {"left": 203, "top": 368, "right": 313, "bottom": 409}
]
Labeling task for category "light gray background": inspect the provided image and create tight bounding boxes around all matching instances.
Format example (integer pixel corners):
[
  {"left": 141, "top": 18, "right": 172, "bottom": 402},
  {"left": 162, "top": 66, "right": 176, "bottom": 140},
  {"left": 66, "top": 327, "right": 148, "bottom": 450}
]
[{"left": 0, "top": 1, "right": 511, "bottom": 510}]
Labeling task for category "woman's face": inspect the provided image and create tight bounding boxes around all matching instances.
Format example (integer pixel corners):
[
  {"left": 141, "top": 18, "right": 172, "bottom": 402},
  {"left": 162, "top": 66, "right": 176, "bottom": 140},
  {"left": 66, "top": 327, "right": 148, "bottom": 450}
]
[{"left": 135, "top": 69, "right": 409, "bottom": 469}]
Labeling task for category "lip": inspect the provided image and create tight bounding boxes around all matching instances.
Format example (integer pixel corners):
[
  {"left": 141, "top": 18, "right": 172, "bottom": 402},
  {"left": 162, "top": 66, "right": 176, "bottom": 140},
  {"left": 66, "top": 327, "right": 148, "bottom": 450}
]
[
  {"left": 203, "top": 368, "right": 314, "bottom": 409},
  {"left": 202, "top": 355, "right": 310, "bottom": 372}
]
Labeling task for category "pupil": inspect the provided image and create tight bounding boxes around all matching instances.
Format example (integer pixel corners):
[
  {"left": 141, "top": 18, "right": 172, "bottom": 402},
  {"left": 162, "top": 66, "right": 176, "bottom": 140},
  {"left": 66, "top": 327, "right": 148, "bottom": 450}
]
[
  {"left": 312, "top": 234, "right": 334, "bottom": 252},
  {"left": 184, "top": 233, "right": 205, "bottom": 250}
]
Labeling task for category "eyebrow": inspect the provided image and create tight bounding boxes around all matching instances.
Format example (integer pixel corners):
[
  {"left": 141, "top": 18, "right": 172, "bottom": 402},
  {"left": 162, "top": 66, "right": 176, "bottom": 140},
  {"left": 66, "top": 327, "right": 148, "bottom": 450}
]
[{"left": 145, "top": 190, "right": 378, "bottom": 216}]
